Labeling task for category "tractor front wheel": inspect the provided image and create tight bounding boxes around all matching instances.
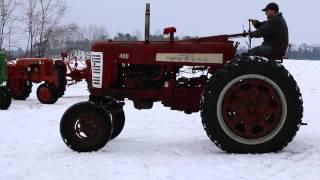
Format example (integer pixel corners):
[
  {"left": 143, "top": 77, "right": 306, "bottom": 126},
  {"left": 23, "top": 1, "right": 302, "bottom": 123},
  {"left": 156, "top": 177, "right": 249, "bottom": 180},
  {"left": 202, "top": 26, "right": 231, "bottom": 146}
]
[
  {"left": 109, "top": 108, "right": 125, "bottom": 140},
  {"left": 60, "top": 101, "right": 113, "bottom": 152},
  {"left": 36, "top": 83, "right": 59, "bottom": 104},
  {"left": 7, "top": 80, "right": 32, "bottom": 100},
  {"left": 0, "top": 87, "right": 12, "bottom": 110},
  {"left": 201, "top": 57, "right": 303, "bottom": 154},
  {"left": 100, "top": 99, "right": 125, "bottom": 140}
]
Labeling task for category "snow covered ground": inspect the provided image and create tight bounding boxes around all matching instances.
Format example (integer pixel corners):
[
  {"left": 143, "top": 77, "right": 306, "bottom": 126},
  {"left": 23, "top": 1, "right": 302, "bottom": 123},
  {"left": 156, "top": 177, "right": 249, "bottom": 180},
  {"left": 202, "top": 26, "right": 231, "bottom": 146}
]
[{"left": 1, "top": 60, "right": 320, "bottom": 180}]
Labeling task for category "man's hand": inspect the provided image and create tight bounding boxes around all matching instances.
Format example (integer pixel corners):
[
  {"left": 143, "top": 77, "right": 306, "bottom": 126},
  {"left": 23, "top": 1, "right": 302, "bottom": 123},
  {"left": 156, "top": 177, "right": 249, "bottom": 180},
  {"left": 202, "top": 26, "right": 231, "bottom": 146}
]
[
  {"left": 249, "top": 19, "right": 259, "bottom": 26},
  {"left": 249, "top": 32, "right": 254, "bottom": 38}
]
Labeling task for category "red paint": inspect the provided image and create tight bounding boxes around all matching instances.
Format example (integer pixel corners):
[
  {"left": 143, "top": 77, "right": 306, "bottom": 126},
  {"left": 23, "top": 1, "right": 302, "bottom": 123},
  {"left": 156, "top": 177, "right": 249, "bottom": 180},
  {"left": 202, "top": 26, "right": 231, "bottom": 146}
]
[
  {"left": 90, "top": 34, "right": 236, "bottom": 113},
  {"left": 8, "top": 58, "right": 56, "bottom": 85},
  {"left": 38, "top": 86, "right": 52, "bottom": 103},
  {"left": 163, "top": 27, "right": 176, "bottom": 35}
]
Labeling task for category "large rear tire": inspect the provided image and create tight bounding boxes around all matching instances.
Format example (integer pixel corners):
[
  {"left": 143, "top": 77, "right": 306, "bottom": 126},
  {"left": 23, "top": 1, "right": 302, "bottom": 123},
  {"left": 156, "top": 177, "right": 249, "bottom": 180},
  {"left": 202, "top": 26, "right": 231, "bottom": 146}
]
[
  {"left": 7, "top": 80, "right": 32, "bottom": 100},
  {"left": 60, "top": 101, "right": 113, "bottom": 152},
  {"left": 201, "top": 57, "right": 303, "bottom": 154},
  {"left": 0, "top": 87, "right": 12, "bottom": 110},
  {"left": 53, "top": 64, "right": 67, "bottom": 98}
]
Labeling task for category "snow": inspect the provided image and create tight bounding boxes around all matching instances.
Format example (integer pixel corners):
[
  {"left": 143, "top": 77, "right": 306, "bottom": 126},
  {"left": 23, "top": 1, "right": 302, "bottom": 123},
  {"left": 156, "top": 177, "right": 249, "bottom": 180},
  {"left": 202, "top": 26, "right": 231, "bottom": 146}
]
[{"left": 1, "top": 60, "right": 320, "bottom": 180}]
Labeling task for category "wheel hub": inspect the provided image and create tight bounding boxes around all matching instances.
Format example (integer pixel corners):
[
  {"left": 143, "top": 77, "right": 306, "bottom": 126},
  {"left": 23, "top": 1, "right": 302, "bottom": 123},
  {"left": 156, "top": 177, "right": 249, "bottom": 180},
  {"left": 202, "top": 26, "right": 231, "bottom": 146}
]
[
  {"left": 74, "top": 115, "right": 99, "bottom": 139},
  {"left": 219, "top": 75, "right": 286, "bottom": 143},
  {"left": 38, "top": 86, "right": 51, "bottom": 102}
]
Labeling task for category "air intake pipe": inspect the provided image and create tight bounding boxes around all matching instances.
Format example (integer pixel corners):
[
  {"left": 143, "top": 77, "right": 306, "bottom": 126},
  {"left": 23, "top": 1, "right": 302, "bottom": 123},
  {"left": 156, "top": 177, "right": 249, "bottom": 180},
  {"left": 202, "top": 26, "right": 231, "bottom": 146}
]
[{"left": 145, "top": 3, "right": 150, "bottom": 43}]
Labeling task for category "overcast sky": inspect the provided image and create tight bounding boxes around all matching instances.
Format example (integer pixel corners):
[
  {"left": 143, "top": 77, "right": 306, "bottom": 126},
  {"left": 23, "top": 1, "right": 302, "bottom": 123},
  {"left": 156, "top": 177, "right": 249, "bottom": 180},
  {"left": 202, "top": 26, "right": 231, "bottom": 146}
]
[{"left": 64, "top": 0, "right": 319, "bottom": 45}]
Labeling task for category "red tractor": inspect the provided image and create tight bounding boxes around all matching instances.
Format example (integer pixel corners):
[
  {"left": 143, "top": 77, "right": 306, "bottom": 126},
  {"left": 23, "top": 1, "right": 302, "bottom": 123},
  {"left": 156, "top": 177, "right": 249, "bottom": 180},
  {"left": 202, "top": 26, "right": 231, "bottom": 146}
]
[
  {"left": 7, "top": 58, "right": 67, "bottom": 104},
  {"left": 60, "top": 4, "right": 303, "bottom": 153},
  {"left": 58, "top": 50, "right": 92, "bottom": 88},
  {"left": 7, "top": 50, "right": 91, "bottom": 105}
]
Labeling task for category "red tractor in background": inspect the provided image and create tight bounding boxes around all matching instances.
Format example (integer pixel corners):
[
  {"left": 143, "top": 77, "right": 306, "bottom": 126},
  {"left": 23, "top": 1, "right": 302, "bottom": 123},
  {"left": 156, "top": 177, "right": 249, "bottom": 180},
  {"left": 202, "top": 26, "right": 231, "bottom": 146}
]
[
  {"left": 60, "top": 4, "right": 303, "bottom": 154},
  {"left": 6, "top": 49, "right": 91, "bottom": 105},
  {"left": 7, "top": 58, "right": 67, "bottom": 104}
]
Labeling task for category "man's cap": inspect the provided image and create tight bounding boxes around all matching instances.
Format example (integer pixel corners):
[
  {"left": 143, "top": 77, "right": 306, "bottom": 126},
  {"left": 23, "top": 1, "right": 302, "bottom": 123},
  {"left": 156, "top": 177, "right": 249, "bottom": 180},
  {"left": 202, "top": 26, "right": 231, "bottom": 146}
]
[{"left": 262, "top": 2, "right": 279, "bottom": 12}]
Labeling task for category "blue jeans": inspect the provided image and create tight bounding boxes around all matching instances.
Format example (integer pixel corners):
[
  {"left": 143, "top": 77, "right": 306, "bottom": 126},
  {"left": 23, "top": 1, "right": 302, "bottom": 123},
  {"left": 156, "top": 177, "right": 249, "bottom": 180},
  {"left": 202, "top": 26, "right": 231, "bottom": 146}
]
[{"left": 247, "top": 45, "right": 275, "bottom": 57}]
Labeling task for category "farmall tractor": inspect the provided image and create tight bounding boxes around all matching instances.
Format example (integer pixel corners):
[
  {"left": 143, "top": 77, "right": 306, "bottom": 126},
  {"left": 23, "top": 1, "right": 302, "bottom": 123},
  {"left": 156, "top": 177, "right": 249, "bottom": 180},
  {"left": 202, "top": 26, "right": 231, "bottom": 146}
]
[
  {"left": 60, "top": 4, "right": 303, "bottom": 154},
  {"left": 6, "top": 50, "right": 91, "bottom": 105},
  {"left": 7, "top": 58, "right": 67, "bottom": 104},
  {"left": 0, "top": 52, "right": 12, "bottom": 110}
]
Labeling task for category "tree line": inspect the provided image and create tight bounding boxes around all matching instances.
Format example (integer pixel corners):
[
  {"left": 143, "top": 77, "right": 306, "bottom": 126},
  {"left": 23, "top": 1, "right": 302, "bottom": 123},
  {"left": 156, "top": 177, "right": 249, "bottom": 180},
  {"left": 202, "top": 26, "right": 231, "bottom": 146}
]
[
  {"left": 0, "top": 0, "right": 66, "bottom": 58},
  {"left": 287, "top": 44, "right": 320, "bottom": 60},
  {"left": 8, "top": 22, "right": 180, "bottom": 59},
  {"left": 237, "top": 44, "right": 320, "bottom": 60}
]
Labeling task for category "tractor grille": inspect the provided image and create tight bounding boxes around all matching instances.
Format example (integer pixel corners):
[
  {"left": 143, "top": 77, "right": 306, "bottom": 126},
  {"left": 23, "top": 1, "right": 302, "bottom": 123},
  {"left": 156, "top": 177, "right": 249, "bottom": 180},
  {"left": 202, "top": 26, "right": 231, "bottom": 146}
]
[{"left": 91, "top": 52, "right": 104, "bottom": 88}]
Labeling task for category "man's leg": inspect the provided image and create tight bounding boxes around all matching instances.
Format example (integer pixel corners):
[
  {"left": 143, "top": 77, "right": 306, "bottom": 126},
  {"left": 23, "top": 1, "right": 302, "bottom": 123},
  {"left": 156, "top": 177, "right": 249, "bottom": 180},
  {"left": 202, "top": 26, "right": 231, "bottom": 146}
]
[{"left": 247, "top": 45, "right": 274, "bottom": 57}]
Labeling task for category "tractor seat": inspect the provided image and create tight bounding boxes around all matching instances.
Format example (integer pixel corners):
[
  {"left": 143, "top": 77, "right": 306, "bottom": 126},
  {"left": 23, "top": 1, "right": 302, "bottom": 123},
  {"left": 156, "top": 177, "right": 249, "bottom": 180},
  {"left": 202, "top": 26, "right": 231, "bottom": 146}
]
[
  {"left": 268, "top": 48, "right": 288, "bottom": 62},
  {"left": 267, "top": 54, "right": 286, "bottom": 63}
]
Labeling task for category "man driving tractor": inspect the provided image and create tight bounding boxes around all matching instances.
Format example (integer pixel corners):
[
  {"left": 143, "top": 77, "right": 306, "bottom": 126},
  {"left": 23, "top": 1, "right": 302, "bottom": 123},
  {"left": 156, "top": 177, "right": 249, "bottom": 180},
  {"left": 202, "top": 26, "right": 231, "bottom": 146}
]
[{"left": 248, "top": 2, "right": 289, "bottom": 58}]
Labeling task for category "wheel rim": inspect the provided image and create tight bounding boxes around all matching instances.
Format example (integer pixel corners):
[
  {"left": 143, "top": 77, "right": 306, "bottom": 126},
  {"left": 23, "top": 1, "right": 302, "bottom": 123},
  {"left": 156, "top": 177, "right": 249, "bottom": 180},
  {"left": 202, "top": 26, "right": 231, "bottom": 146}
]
[
  {"left": 217, "top": 74, "right": 287, "bottom": 145},
  {"left": 38, "top": 86, "right": 52, "bottom": 102},
  {"left": 74, "top": 115, "right": 99, "bottom": 140}
]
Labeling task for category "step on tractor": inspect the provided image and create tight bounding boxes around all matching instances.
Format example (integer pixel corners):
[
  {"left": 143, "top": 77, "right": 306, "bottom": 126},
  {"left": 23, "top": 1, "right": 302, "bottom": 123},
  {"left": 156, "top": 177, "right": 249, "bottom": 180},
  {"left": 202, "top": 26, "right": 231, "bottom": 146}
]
[
  {"left": 60, "top": 4, "right": 304, "bottom": 154},
  {"left": 0, "top": 52, "right": 12, "bottom": 110},
  {"left": 7, "top": 58, "right": 67, "bottom": 104}
]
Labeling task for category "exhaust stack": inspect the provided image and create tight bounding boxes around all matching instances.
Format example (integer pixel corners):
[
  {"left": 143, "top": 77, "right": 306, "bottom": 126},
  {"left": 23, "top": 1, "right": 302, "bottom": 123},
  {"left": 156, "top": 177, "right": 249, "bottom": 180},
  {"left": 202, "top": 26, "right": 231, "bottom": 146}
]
[{"left": 145, "top": 3, "right": 150, "bottom": 43}]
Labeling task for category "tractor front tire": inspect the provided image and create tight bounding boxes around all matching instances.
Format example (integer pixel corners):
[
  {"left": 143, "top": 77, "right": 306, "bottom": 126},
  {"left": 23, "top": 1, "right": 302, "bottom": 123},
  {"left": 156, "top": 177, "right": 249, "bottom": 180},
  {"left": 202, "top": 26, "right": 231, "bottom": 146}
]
[
  {"left": 36, "top": 83, "right": 59, "bottom": 104},
  {"left": 201, "top": 57, "right": 303, "bottom": 154},
  {"left": 60, "top": 101, "right": 113, "bottom": 152},
  {"left": 7, "top": 80, "right": 32, "bottom": 100},
  {"left": 101, "top": 99, "right": 125, "bottom": 140},
  {"left": 109, "top": 109, "right": 125, "bottom": 140},
  {"left": 0, "top": 87, "right": 12, "bottom": 110}
]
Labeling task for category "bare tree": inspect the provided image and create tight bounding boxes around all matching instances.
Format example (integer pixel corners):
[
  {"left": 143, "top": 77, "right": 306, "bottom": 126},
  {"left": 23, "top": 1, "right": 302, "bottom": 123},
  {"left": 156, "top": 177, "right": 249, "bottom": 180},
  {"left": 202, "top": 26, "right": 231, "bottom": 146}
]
[
  {"left": 24, "top": 0, "right": 39, "bottom": 57},
  {"left": 83, "top": 24, "right": 109, "bottom": 41},
  {"left": 40, "top": 23, "right": 111, "bottom": 56},
  {"left": 46, "top": 23, "right": 85, "bottom": 55},
  {"left": 0, "top": 0, "right": 19, "bottom": 50},
  {"left": 37, "top": 0, "right": 66, "bottom": 57},
  {"left": 91, "top": 25, "right": 109, "bottom": 41},
  {"left": 7, "top": 20, "right": 15, "bottom": 52},
  {"left": 23, "top": 0, "right": 65, "bottom": 57}
]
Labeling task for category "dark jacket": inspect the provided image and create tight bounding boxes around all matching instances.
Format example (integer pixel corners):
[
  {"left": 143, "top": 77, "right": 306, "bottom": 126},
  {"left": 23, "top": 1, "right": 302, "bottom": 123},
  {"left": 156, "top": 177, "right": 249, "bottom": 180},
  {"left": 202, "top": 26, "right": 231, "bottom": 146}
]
[{"left": 251, "top": 13, "right": 289, "bottom": 56}]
